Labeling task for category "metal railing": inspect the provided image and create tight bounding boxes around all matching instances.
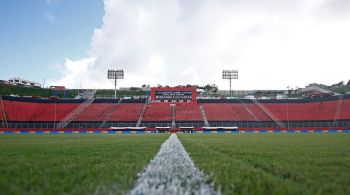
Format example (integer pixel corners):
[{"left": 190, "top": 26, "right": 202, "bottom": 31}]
[
  {"left": 99, "top": 98, "right": 123, "bottom": 128},
  {"left": 239, "top": 101, "right": 259, "bottom": 121},
  {"left": 199, "top": 104, "right": 210, "bottom": 127},
  {"left": 5, "top": 120, "right": 350, "bottom": 129},
  {"left": 56, "top": 98, "right": 95, "bottom": 129},
  {"left": 252, "top": 99, "right": 284, "bottom": 128},
  {"left": 333, "top": 95, "right": 344, "bottom": 127},
  {"left": 171, "top": 105, "right": 176, "bottom": 128},
  {"left": 0, "top": 96, "right": 8, "bottom": 128},
  {"left": 136, "top": 101, "right": 148, "bottom": 127}
]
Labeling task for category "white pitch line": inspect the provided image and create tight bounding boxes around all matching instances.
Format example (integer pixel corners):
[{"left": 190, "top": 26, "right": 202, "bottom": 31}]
[{"left": 128, "top": 133, "right": 217, "bottom": 195}]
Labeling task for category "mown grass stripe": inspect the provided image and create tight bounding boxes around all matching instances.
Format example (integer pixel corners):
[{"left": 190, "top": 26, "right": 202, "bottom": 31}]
[{"left": 129, "top": 133, "right": 217, "bottom": 195}]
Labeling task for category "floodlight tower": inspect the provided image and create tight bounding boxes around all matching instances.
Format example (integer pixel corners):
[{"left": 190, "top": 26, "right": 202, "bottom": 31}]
[
  {"left": 222, "top": 70, "right": 238, "bottom": 97},
  {"left": 107, "top": 69, "right": 124, "bottom": 99}
]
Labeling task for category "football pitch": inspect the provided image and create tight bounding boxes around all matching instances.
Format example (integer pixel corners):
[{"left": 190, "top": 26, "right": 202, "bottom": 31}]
[
  {"left": 1, "top": 133, "right": 349, "bottom": 195},
  {"left": 179, "top": 134, "right": 350, "bottom": 194},
  {"left": 0, "top": 134, "right": 168, "bottom": 195}
]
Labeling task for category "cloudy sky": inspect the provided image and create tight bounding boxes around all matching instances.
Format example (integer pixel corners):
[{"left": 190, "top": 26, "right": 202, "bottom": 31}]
[{"left": 1, "top": 0, "right": 350, "bottom": 90}]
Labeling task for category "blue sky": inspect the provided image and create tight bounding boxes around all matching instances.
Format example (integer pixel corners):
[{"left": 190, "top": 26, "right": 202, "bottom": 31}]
[{"left": 0, "top": 0, "right": 103, "bottom": 86}]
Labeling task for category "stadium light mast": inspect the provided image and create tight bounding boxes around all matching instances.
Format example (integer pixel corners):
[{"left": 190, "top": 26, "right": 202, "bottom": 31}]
[
  {"left": 222, "top": 70, "right": 238, "bottom": 97},
  {"left": 108, "top": 69, "right": 124, "bottom": 99}
]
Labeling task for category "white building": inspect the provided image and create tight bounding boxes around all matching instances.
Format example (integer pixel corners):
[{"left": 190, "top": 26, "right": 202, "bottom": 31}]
[{"left": 8, "top": 77, "right": 42, "bottom": 88}]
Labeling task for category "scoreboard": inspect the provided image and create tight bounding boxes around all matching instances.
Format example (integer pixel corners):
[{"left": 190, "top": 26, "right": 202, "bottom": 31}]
[
  {"left": 155, "top": 91, "right": 192, "bottom": 101},
  {"left": 151, "top": 87, "right": 197, "bottom": 103}
]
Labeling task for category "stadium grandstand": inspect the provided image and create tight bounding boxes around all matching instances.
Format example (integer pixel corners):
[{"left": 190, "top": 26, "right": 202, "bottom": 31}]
[{"left": 1, "top": 85, "right": 350, "bottom": 133}]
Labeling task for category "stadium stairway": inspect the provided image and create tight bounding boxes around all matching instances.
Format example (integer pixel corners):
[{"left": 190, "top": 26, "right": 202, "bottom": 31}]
[
  {"left": 246, "top": 103, "right": 272, "bottom": 121},
  {"left": 235, "top": 102, "right": 259, "bottom": 121},
  {"left": 199, "top": 104, "right": 209, "bottom": 127},
  {"left": 333, "top": 95, "right": 344, "bottom": 127},
  {"left": 252, "top": 99, "right": 284, "bottom": 128},
  {"left": 1, "top": 100, "right": 79, "bottom": 122},
  {"left": 56, "top": 98, "right": 95, "bottom": 129},
  {"left": 99, "top": 99, "right": 123, "bottom": 128},
  {"left": 73, "top": 102, "right": 144, "bottom": 123},
  {"left": 74, "top": 103, "right": 111, "bottom": 121},
  {"left": 172, "top": 104, "right": 176, "bottom": 128},
  {"left": 0, "top": 96, "right": 8, "bottom": 128},
  {"left": 136, "top": 101, "right": 149, "bottom": 127}
]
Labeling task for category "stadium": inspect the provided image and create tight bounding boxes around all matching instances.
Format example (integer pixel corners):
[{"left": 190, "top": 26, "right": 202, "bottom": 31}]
[
  {"left": 1, "top": 0, "right": 350, "bottom": 194},
  {"left": 1, "top": 77, "right": 350, "bottom": 194}
]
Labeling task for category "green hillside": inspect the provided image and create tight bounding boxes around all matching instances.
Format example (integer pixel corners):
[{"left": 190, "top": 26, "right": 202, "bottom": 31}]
[
  {"left": 0, "top": 84, "right": 78, "bottom": 98},
  {"left": 332, "top": 85, "right": 350, "bottom": 94},
  {"left": 95, "top": 89, "right": 146, "bottom": 97}
]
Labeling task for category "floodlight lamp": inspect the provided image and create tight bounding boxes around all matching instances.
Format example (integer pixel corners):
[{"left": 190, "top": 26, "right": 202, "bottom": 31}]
[
  {"left": 107, "top": 70, "right": 116, "bottom": 79},
  {"left": 115, "top": 70, "right": 124, "bottom": 79},
  {"left": 222, "top": 70, "right": 238, "bottom": 79},
  {"left": 107, "top": 69, "right": 124, "bottom": 99}
]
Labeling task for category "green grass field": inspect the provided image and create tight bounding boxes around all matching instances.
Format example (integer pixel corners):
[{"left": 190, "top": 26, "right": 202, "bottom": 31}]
[
  {"left": 1, "top": 134, "right": 349, "bottom": 195},
  {"left": 0, "top": 134, "right": 168, "bottom": 195},
  {"left": 179, "top": 133, "right": 350, "bottom": 195}
]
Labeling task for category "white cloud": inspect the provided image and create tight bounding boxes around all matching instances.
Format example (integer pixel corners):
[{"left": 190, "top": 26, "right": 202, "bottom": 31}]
[
  {"left": 51, "top": 0, "right": 350, "bottom": 90},
  {"left": 50, "top": 58, "right": 98, "bottom": 88}
]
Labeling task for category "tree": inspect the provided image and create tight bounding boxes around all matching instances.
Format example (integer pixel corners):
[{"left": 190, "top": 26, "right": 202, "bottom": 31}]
[
  {"left": 203, "top": 84, "right": 211, "bottom": 92},
  {"left": 202, "top": 84, "right": 218, "bottom": 93},
  {"left": 212, "top": 84, "right": 218, "bottom": 94}
]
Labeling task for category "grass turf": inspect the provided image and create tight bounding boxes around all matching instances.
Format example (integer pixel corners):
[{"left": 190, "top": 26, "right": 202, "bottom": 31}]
[
  {"left": 178, "top": 133, "right": 350, "bottom": 195},
  {"left": 0, "top": 134, "right": 168, "bottom": 195}
]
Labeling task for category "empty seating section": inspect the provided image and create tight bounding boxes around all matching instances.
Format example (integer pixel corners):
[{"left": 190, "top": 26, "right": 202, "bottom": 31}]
[
  {"left": 0, "top": 97, "right": 4, "bottom": 121},
  {"left": 2, "top": 100, "right": 78, "bottom": 122},
  {"left": 74, "top": 104, "right": 111, "bottom": 121},
  {"left": 259, "top": 103, "right": 288, "bottom": 121},
  {"left": 109, "top": 104, "right": 143, "bottom": 121},
  {"left": 262, "top": 101, "right": 340, "bottom": 121},
  {"left": 75, "top": 103, "right": 143, "bottom": 121},
  {"left": 143, "top": 104, "right": 172, "bottom": 121},
  {"left": 3, "top": 101, "right": 144, "bottom": 122},
  {"left": 245, "top": 104, "right": 271, "bottom": 121},
  {"left": 202, "top": 104, "right": 242, "bottom": 121},
  {"left": 201, "top": 100, "right": 350, "bottom": 122},
  {"left": 175, "top": 104, "right": 202, "bottom": 121},
  {"left": 0, "top": 110, "right": 3, "bottom": 121},
  {"left": 231, "top": 104, "right": 256, "bottom": 121},
  {"left": 1, "top": 98, "right": 350, "bottom": 123},
  {"left": 0, "top": 105, "right": 3, "bottom": 121},
  {"left": 30, "top": 103, "right": 79, "bottom": 122},
  {"left": 340, "top": 100, "right": 350, "bottom": 119}
]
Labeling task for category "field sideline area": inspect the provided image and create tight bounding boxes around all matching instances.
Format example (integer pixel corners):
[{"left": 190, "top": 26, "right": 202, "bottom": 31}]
[{"left": 1, "top": 133, "right": 349, "bottom": 194}]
